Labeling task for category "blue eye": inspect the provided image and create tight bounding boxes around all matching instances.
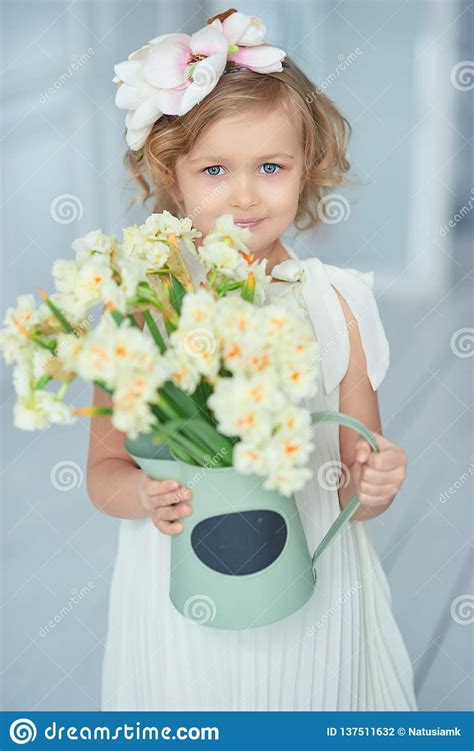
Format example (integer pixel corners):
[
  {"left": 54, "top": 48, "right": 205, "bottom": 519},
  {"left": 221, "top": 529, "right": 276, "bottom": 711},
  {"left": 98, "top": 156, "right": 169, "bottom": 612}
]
[
  {"left": 260, "top": 163, "right": 282, "bottom": 175},
  {"left": 202, "top": 165, "right": 224, "bottom": 177},
  {"left": 201, "top": 162, "right": 282, "bottom": 177}
]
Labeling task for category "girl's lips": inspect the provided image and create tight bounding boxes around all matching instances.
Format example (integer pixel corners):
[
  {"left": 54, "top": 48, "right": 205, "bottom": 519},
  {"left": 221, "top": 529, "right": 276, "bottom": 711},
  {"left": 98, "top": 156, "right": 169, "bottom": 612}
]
[{"left": 234, "top": 218, "right": 265, "bottom": 227}]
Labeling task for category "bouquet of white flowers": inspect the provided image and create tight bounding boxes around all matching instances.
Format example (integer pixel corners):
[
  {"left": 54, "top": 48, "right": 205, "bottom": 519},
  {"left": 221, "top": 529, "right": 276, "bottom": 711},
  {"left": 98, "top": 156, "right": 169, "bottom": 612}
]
[{"left": 0, "top": 211, "right": 322, "bottom": 496}]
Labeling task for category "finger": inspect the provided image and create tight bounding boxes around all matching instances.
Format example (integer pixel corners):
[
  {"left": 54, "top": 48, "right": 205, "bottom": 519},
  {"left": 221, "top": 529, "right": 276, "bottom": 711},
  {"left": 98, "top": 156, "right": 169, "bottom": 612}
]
[
  {"left": 154, "top": 519, "right": 184, "bottom": 536},
  {"left": 145, "top": 477, "right": 181, "bottom": 496},
  {"left": 361, "top": 466, "right": 405, "bottom": 485},
  {"left": 153, "top": 487, "right": 193, "bottom": 508},
  {"left": 359, "top": 480, "right": 396, "bottom": 501},
  {"left": 153, "top": 502, "right": 192, "bottom": 522},
  {"left": 354, "top": 439, "right": 371, "bottom": 464},
  {"left": 366, "top": 449, "right": 403, "bottom": 472}
]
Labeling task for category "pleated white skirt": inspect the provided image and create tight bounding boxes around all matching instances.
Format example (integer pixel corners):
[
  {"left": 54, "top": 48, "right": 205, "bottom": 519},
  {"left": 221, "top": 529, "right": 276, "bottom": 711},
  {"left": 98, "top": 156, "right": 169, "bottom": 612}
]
[{"left": 100, "top": 369, "right": 417, "bottom": 711}]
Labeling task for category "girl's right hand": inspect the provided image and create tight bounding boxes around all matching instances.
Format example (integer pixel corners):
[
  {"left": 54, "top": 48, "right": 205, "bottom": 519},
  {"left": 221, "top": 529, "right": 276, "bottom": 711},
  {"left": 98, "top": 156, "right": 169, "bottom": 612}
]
[{"left": 137, "top": 472, "right": 193, "bottom": 535}]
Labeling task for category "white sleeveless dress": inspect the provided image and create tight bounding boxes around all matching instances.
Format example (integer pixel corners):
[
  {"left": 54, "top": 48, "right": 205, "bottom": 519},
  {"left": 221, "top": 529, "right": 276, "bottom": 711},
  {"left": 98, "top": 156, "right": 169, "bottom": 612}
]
[{"left": 100, "top": 243, "right": 418, "bottom": 711}]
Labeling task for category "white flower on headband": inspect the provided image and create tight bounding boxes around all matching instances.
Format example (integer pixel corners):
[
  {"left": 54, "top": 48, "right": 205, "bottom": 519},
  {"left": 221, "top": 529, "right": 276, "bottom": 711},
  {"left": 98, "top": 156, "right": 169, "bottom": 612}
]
[{"left": 112, "top": 10, "right": 286, "bottom": 151}]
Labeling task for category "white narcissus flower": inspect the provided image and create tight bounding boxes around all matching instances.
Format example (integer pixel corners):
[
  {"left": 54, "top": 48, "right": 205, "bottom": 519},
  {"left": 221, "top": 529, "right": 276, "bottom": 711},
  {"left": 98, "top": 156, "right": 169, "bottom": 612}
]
[
  {"left": 0, "top": 294, "right": 41, "bottom": 364},
  {"left": 122, "top": 211, "right": 202, "bottom": 266},
  {"left": 203, "top": 214, "right": 252, "bottom": 252},
  {"left": 103, "top": 254, "right": 149, "bottom": 313},
  {"left": 121, "top": 222, "right": 169, "bottom": 270},
  {"left": 52, "top": 256, "right": 115, "bottom": 320},
  {"left": 121, "top": 226, "right": 148, "bottom": 260},
  {"left": 72, "top": 229, "right": 116, "bottom": 263},
  {"left": 168, "top": 328, "right": 220, "bottom": 382},
  {"left": 198, "top": 241, "right": 248, "bottom": 279},
  {"left": 208, "top": 372, "right": 285, "bottom": 441},
  {"left": 141, "top": 210, "right": 201, "bottom": 244},
  {"left": 163, "top": 345, "right": 202, "bottom": 394},
  {"left": 13, "top": 389, "right": 76, "bottom": 431},
  {"left": 262, "top": 462, "right": 314, "bottom": 496},
  {"left": 246, "top": 258, "right": 272, "bottom": 305},
  {"left": 12, "top": 360, "right": 34, "bottom": 398},
  {"left": 177, "top": 288, "right": 216, "bottom": 332},
  {"left": 232, "top": 440, "right": 267, "bottom": 476},
  {"left": 72, "top": 316, "right": 164, "bottom": 389},
  {"left": 111, "top": 376, "right": 159, "bottom": 438}
]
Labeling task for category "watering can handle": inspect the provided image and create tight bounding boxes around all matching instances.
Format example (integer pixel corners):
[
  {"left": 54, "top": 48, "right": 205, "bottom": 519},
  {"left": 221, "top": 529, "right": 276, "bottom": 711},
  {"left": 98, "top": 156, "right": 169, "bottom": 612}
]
[{"left": 310, "top": 411, "right": 380, "bottom": 583}]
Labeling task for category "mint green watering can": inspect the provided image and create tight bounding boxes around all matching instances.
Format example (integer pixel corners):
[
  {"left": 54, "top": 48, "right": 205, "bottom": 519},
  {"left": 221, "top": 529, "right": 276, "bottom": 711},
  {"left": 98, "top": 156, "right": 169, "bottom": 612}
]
[{"left": 125, "top": 411, "right": 378, "bottom": 630}]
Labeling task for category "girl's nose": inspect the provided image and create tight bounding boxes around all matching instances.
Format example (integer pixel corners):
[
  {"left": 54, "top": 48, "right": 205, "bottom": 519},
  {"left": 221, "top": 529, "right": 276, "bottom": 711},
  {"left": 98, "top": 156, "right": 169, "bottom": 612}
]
[{"left": 229, "top": 176, "right": 259, "bottom": 209}]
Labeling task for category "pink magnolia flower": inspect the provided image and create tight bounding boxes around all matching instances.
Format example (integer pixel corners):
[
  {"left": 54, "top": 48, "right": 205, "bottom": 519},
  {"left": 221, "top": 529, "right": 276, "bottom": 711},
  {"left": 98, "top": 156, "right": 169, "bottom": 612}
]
[
  {"left": 112, "top": 11, "right": 286, "bottom": 150},
  {"left": 219, "top": 11, "right": 267, "bottom": 47}
]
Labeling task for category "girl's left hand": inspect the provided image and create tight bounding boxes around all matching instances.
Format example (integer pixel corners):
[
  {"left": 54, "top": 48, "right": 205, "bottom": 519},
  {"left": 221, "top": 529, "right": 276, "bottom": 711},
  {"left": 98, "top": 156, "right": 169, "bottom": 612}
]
[{"left": 349, "top": 433, "right": 408, "bottom": 513}]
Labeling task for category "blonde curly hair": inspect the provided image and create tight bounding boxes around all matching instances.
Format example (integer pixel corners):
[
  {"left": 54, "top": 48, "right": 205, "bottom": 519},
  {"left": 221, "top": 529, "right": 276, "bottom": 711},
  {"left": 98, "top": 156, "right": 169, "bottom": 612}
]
[{"left": 122, "top": 54, "right": 355, "bottom": 231}]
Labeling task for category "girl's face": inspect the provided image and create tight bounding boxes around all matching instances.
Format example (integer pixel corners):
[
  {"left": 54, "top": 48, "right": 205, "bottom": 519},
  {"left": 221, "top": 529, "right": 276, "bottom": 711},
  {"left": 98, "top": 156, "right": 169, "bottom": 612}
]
[{"left": 173, "top": 104, "right": 305, "bottom": 256}]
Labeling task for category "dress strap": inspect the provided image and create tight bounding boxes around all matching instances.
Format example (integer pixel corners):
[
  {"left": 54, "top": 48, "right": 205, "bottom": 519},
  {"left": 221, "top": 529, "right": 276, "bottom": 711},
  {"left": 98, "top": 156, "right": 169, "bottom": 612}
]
[{"left": 298, "top": 257, "right": 390, "bottom": 395}]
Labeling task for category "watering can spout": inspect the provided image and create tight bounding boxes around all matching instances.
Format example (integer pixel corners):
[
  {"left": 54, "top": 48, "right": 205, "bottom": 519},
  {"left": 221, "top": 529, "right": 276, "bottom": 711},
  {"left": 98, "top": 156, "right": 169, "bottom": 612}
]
[{"left": 308, "top": 411, "right": 379, "bottom": 579}]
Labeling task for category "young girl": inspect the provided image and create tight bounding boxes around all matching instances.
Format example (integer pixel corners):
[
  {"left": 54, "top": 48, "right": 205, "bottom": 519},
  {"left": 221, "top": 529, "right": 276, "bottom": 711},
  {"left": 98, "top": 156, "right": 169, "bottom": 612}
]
[{"left": 88, "top": 10, "right": 417, "bottom": 710}]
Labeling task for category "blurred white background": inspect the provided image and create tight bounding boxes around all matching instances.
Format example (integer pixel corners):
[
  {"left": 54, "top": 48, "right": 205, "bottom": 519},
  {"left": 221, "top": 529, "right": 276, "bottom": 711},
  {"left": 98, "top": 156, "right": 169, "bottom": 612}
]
[{"left": 1, "top": 0, "right": 473, "bottom": 711}]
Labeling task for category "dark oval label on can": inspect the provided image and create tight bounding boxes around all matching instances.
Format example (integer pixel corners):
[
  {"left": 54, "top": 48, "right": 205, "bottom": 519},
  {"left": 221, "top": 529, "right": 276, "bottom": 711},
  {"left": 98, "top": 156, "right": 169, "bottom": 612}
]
[{"left": 191, "top": 510, "right": 288, "bottom": 575}]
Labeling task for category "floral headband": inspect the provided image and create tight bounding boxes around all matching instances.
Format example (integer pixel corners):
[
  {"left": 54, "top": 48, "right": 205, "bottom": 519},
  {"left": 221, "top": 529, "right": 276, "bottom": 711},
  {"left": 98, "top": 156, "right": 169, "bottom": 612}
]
[{"left": 112, "top": 8, "right": 287, "bottom": 151}]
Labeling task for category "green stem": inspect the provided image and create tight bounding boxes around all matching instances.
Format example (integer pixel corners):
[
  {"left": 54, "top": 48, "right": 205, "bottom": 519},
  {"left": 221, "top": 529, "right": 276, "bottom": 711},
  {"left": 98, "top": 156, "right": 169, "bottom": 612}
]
[
  {"left": 33, "top": 373, "right": 53, "bottom": 390},
  {"left": 43, "top": 296, "right": 76, "bottom": 335},
  {"left": 55, "top": 380, "right": 71, "bottom": 401}
]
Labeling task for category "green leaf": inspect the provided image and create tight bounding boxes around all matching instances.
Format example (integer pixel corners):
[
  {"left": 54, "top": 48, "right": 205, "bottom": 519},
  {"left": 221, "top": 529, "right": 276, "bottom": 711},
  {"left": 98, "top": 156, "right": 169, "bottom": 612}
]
[
  {"left": 162, "top": 380, "right": 202, "bottom": 419},
  {"left": 169, "top": 274, "right": 186, "bottom": 315},
  {"left": 142, "top": 310, "right": 166, "bottom": 354},
  {"left": 181, "top": 417, "right": 233, "bottom": 467}
]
